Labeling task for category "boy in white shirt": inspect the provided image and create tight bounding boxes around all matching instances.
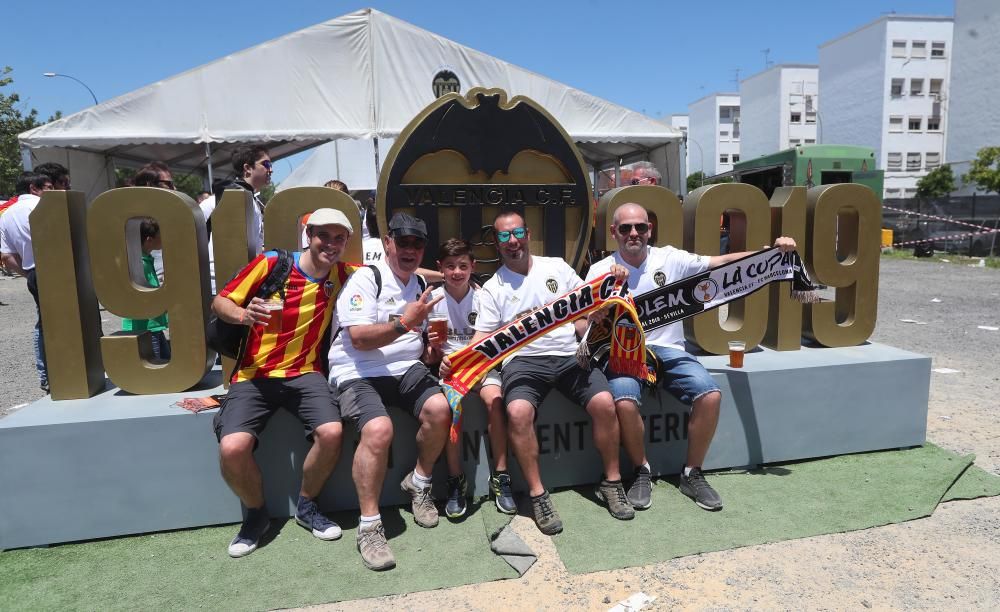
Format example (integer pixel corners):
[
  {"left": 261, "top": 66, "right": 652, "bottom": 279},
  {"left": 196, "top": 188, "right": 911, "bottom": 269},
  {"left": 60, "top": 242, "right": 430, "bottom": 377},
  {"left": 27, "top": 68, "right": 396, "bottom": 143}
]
[{"left": 424, "top": 239, "right": 514, "bottom": 519}]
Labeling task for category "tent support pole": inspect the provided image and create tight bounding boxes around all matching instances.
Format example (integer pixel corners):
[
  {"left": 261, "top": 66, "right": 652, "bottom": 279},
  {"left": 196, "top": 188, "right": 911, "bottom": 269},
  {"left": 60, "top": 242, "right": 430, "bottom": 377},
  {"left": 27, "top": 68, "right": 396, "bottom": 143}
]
[
  {"left": 373, "top": 137, "right": 381, "bottom": 188},
  {"left": 205, "top": 143, "right": 214, "bottom": 187}
]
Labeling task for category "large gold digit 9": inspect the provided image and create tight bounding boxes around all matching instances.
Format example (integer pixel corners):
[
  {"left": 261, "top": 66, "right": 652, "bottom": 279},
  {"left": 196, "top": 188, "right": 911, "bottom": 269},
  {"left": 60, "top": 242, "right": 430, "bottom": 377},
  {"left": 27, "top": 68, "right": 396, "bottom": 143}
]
[
  {"left": 87, "top": 188, "right": 213, "bottom": 393},
  {"left": 683, "top": 183, "right": 771, "bottom": 354},
  {"left": 803, "top": 184, "right": 881, "bottom": 346},
  {"left": 596, "top": 185, "right": 683, "bottom": 251}
]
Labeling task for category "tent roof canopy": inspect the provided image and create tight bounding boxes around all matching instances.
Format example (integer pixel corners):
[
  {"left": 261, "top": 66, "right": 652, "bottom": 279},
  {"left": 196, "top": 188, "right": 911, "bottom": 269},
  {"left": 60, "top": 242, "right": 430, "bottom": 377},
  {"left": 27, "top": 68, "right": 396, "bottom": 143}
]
[{"left": 21, "top": 8, "right": 681, "bottom": 175}]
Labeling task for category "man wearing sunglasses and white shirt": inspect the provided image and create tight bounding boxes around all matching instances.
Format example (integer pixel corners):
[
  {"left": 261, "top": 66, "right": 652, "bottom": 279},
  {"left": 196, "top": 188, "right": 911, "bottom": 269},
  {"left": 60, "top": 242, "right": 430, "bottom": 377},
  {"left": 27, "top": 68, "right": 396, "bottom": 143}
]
[
  {"left": 586, "top": 203, "right": 797, "bottom": 513},
  {"left": 442, "top": 210, "right": 634, "bottom": 536}
]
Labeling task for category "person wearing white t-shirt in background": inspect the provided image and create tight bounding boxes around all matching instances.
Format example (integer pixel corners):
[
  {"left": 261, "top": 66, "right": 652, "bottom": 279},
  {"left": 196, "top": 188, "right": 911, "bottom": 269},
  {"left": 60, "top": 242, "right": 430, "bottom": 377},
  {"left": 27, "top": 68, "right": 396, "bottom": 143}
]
[
  {"left": 423, "top": 238, "right": 514, "bottom": 520},
  {"left": 441, "top": 210, "right": 634, "bottom": 535},
  {"left": 0, "top": 171, "right": 56, "bottom": 393},
  {"left": 327, "top": 212, "right": 451, "bottom": 571},
  {"left": 587, "top": 202, "right": 797, "bottom": 512}
]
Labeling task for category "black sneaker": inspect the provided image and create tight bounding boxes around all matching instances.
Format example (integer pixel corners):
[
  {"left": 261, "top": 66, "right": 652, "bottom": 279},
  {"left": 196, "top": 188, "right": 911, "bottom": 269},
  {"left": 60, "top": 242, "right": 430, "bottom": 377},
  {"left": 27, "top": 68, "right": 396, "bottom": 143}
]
[
  {"left": 227, "top": 506, "right": 271, "bottom": 558},
  {"left": 530, "top": 490, "right": 563, "bottom": 535},
  {"left": 445, "top": 474, "right": 468, "bottom": 519},
  {"left": 678, "top": 467, "right": 723, "bottom": 511},
  {"left": 295, "top": 497, "right": 343, "bottom": 540},
  {"left": 627, "top": 465, "right": 653, "bottom": 510},
  {"left": 490, "top": 472, "right": 517, "bottom": 515}
]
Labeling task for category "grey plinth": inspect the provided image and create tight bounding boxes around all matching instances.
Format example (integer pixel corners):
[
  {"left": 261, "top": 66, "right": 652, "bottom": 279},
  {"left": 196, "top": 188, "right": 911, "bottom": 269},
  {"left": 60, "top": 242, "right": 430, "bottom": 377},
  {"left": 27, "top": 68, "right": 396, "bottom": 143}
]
[{"left": 0, "top": 343, "right": 929, "bottom": 550}]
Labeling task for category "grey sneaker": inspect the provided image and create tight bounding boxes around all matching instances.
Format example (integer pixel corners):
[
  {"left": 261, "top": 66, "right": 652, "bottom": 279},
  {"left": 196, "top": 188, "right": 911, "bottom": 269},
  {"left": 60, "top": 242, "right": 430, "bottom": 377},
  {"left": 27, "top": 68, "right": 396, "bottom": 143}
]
[
  {"left": 444, "top": 474, "right": 468, "bottom": 519},
  {"left": 227, "top": 506, "right": 270, "bottom": 558},
  {"left": 678, "top": 467, "right": 723, "bottom": 511},
  {"left": 295, "top": 497, "right": 342, "bottom": 540},
  {"left": 400, "top": 471, "right": 439, "bottom": 527},
  {"left": 627, "top": 465, "right": 653, "bottom": 510},
  {"left": 490, "top": 472, "right": 517, "bottom": 514},
  {"left": 596, "top": 478, "right": 635, "bottom": 520},
  {"left": 357, "top": 520, "right": 395, "bottom": 571},
  {"left": 529, "top": 491, "right": 563, "bottom": 535}
]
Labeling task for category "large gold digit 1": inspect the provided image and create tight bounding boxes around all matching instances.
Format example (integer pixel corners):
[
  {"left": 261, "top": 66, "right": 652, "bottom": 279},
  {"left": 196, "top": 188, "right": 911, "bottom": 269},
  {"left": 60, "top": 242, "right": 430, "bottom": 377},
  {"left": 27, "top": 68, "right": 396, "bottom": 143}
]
[
  {"left": 763, "top": 187, "right": 808, "bottom": 350},
  {"left": 683, "top": 183, "right": 771, "bottom": 354},
  {"left": 262, "top": 186, "right": 363, "bottom": 260},
  {"left": 596, "top": 185, "right": 683, "bottom": 251},
  {"left": 803, "top": 184, "right": 880, "bottom": 346},
  {"left": 30, "top": 191, "right": 105, "bottom": 399},
  {"left": 211, "top": 189, "right": 257, "bottom": 383},
  {"left": 88, "top": 187, "right": 213, "bottom": 393}
]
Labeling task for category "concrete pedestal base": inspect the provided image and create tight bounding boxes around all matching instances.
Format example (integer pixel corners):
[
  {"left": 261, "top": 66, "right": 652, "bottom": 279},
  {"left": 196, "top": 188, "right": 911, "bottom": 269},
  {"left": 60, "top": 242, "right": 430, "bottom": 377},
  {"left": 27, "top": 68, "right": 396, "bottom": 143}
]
[{"left": 0, "top": 343, "right": 929, "bottom": 549}]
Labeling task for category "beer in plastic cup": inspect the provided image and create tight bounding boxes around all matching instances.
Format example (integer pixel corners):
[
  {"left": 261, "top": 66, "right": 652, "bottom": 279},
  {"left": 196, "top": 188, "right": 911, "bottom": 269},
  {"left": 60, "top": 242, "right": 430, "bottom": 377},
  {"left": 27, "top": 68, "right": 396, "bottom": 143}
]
[
  {"left": 262, "top": 298, "right": 284, "bottom": 334},
  {"left": 428, "top": 314, "right": 448, "bottom": 346},
  {"left": 728, "top": 340, "right": 746, "bottom": 368}
]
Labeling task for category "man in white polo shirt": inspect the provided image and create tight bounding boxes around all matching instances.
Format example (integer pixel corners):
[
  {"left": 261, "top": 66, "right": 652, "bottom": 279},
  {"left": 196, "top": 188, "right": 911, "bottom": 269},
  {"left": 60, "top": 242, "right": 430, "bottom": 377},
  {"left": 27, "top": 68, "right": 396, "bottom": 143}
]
[{"left": 327, "top": 212, "right": 451, "bottom": 571}]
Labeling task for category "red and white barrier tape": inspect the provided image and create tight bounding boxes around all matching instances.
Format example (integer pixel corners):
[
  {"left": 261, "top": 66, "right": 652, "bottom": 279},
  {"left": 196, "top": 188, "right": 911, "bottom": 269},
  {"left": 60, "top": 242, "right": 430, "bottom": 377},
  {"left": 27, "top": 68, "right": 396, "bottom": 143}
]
[
  {"left": 883, "top": 205, "right": 994, "bottom": 231},
  {"left": 891, "top": 227, "right": 1000, "bottom": 248}
]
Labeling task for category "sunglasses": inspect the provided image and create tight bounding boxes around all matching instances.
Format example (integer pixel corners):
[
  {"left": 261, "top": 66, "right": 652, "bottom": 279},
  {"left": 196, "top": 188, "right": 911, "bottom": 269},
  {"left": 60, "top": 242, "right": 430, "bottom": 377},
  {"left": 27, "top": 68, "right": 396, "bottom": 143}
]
[
  {"left": 156, "top": 179, "right": 175, "bottom": 189},
  {"left": 616, "top": 223, "right": 650, "bottom": 235},
  {"left": 496, "top": 227, "right": 527, "bottom": 243},
  {"left": 630, "top": 176, "right": 656, "bottom": 185},
  {"left": 394, "top": 236, "right": 426, "bottom": 250},
  {"left": 259, "top": 160, "right": 273, "bottom": 170}
]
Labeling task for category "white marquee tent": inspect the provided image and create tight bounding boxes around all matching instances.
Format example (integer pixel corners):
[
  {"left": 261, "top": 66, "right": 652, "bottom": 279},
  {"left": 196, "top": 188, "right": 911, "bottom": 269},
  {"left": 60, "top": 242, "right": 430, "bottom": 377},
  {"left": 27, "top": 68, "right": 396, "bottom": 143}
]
[{"left": 20, "top": 8, "right": 684, "bottom": 200}]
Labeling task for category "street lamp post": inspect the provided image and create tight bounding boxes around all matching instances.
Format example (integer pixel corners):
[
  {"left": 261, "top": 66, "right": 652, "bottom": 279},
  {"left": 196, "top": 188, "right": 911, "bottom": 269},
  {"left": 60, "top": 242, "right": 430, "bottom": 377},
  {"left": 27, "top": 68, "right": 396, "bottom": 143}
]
[{"left": 42, "top": 72, "right": 99, "bottom": 106}]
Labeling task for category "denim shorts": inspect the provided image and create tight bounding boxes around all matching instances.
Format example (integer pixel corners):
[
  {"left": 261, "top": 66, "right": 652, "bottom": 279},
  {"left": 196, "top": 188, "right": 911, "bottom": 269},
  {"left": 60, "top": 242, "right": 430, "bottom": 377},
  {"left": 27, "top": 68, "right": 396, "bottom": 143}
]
[{"left": 607, "top": 345, "right": 719, "bottom": 407}]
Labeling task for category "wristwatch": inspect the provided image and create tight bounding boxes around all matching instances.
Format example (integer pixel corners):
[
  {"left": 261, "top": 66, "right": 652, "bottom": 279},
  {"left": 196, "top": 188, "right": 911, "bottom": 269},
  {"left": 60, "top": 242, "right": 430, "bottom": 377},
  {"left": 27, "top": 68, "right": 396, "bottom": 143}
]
[{"left": 392, "top": 317, "right": 410, "bottom": 335}]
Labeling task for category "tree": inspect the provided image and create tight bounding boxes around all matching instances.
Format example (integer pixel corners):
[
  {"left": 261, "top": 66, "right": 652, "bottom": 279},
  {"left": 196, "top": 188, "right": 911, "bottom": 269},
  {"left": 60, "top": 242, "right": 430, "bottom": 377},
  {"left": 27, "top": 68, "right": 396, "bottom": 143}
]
[
  {"left": 0, "top": 67, "right": 44, "bottom": 196},
  {"left": 916, "top": 164, "right": 955, "bottom": 197},
  {"left": 687, "top": 171, "right": 705, "bottom": 191},
  {"left": 962, "top": 146, "right": 1000, "bottom": 194}
]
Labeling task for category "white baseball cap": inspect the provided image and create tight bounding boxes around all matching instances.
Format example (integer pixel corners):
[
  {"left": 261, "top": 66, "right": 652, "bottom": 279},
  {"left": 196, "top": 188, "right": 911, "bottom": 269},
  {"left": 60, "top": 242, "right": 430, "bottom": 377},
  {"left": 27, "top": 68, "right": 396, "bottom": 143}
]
[{"left": 306, "top": 208, "right": 353, "bottom": 234}]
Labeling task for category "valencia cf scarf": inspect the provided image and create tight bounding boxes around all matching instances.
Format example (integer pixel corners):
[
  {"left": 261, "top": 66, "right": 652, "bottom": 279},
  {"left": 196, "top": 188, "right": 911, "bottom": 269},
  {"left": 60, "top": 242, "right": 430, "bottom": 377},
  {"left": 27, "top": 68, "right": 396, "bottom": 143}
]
[
  {"left": 441, "top": 273, "right": 647, "bottom": 442},
  {"left": 579, "top": 247, "right": 816, "bottom": 370}
]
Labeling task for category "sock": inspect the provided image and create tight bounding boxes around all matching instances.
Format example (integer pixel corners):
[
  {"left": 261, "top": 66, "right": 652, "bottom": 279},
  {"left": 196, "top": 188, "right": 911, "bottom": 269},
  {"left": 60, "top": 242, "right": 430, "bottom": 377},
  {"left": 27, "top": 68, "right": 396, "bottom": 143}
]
[
  {"left": 412, "top": 469, "right": 432, "bottom": 487},
  {"left": 641, "top": 462, "right": 652, "bottom": 473},
  {"left": 683, "top": 465, "right": 699, "bottom": 477},
  {"left": 359, "top": 514, "right": 381, "bottom": 529}
]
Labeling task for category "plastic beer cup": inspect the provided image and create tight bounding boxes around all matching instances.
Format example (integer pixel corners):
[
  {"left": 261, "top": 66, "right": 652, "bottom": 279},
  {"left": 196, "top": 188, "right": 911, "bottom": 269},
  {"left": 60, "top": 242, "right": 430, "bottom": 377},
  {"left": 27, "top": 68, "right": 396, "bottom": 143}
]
[
  {"left": 262, "top": 298, "right": 284, "bottom": 334},
  {"left": 428, "top": 314, "right": 448, "bottom": 346},
  {"left": 728, "top": 340, "right": 746, "bottom": 368}
]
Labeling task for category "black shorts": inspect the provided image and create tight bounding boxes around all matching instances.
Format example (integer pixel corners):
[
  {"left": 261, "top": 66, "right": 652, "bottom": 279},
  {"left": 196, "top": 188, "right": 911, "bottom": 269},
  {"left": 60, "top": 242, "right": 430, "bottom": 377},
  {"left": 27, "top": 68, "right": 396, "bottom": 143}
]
[
  {"left": 213, "top": 372, "right": 340, "bottom": 443},
  {"left": 502, "top": 354, "right": 610, "bottom": 410},
  {"left": 336, "top": 363, "right": 443, "bottom": 433}
]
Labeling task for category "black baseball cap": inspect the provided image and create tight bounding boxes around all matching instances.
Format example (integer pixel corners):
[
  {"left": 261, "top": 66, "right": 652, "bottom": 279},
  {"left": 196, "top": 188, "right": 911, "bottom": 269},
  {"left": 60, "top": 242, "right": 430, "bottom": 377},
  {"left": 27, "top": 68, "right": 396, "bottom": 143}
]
[{"left": 388, "top": 212, "right": 428, "bottom": 240}]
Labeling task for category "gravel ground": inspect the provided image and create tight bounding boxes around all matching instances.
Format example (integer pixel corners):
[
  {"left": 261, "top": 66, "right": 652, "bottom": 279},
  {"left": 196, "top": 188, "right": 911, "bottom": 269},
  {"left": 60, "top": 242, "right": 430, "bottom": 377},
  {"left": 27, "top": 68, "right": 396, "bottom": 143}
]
[{"left": 3, "top": 257, "right": 999, "bottom": 609}]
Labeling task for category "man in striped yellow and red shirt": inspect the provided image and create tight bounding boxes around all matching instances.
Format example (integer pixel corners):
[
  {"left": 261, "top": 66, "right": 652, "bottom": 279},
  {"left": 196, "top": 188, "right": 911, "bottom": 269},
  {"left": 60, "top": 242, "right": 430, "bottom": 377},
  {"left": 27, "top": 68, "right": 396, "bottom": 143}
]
[{"left": 211, "top": 208, "right": 358, "bottom": 558}]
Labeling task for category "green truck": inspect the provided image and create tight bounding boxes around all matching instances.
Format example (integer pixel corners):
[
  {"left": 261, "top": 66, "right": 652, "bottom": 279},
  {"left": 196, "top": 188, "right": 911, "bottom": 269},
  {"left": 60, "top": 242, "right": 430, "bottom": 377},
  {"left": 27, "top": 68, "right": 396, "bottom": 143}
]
[{"left": 731, "top": 144, "right": 883, "bottom": 200}]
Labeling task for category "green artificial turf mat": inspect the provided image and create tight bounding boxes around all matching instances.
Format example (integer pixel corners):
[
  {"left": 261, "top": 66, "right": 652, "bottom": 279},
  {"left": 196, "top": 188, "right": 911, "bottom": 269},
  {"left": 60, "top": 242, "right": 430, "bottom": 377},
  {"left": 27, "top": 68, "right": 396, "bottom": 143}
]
[{"left": 548, "top": 443, "right": 993, "bottom": 574}]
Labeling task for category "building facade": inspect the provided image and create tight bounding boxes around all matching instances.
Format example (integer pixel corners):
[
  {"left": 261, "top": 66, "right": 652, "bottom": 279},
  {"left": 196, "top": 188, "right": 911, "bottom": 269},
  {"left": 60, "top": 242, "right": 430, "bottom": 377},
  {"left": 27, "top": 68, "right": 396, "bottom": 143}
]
[
  {"left": 687, "top": 93, "right": 741, "bottom": 177},
  {"left": 740, "top": 64, "right": 819, "bottom": 160},
  {"left": 945, "top": 0, "right": 999, "bottom": 194},
  {"left": 819, "top": 15, "right": 953, "bottom": 198}
]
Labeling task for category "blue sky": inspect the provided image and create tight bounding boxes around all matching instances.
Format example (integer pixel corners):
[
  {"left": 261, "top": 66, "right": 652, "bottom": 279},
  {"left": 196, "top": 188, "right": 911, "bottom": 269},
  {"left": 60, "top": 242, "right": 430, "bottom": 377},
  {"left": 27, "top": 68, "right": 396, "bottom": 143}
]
[{"left": 7, "top": 1, "right": 952, "bottom": 180}]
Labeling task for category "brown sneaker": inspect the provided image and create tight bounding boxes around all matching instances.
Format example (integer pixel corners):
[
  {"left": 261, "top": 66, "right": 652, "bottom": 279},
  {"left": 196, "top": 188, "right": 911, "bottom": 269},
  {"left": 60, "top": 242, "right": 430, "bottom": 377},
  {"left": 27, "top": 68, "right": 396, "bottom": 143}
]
[
  {"left": 400, "top": 471, "right": 439, "bottom": 528},
  {"left": 529, "top": 491, "right": 563, "bottom": 535},
  {"left": 356, "top": 520, "right": 395, "bottom": 571},
  {"left": 596, "top": 478, "right": 635, "bottom": 520}
]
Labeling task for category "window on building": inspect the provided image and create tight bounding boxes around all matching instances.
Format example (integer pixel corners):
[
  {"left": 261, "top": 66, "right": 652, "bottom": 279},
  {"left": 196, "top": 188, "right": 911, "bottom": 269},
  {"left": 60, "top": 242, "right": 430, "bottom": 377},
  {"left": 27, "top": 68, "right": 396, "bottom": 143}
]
[
  {"left": 929, "top": 78, "right": 943, "bottom": 97},
  {"left": 805, "top": 95, "right": 815, "bottom": 112},
  {"left": 927, "top": 116, "right": 941, "bottom": 131},
  {"left": 908, "top": 117, "right": 922, "bottom": 132},
  {"left": 907, "top": 152, "right": 922, "bottom": 171},
  {"left": 720, "top": 130, "right": 729, "bottom": 141},
  {"left": 925, "top": 152, "right": 941, "bottom": 170},
  {"left": 719, "top": 107, "right": 730, "bottom": 120},
  {"left": 805, "top": 111, "right": 816, "bottom": 124},
  {"left": 732, "top": 154, "right": 740, "bottom": 162},
  {"left": 887, "top": 152, "right": 902, "bottom": 171},
  {"left": 790, "top": 111, "right": 801, "bottom": 123},
  {"left": 931, "top": 41, "right": 946, "bottom": 58},
  {"left": 733, "top": 122, "right": 740, "bottom": 140},
  {"left": 891, "top": 79, "right": 904, "bottom": 97},
  {"left": 892, "top": 40, "right": 907, "bottom": 58},
  {"left": 889, "top": 116, "right": 904, "bottom": 132},
  {"left": 789, "top": 139, "right": 801, "bottom": 146},
  {"left": 720, "top": 154, "right": 729, "bottom": 164},
  {"left": 904, "top": 188, "right": 918, "bottom": 198},
  {"left": 911, "top": 41, "right": 927, "bottom": 58},
  {"left": 886, "top": 188, "right": 901, "bottom": 197},
  {"left": 910, "top": 78, "right": 924, "bottom": 96},
  {"left": 805, "top": 139, "right": 816, "bottom": 144}
]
